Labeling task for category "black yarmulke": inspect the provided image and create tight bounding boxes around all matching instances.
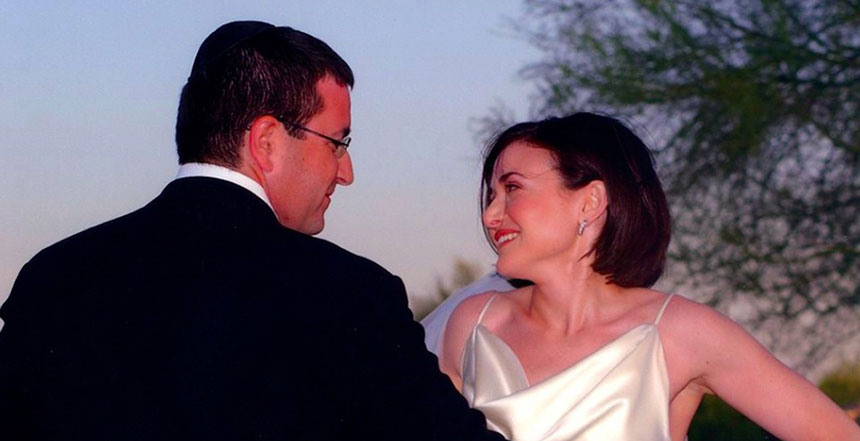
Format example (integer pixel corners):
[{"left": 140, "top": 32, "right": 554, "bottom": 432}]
[{"left": 189, "top": 20, "right": 275, "bottom": 80}]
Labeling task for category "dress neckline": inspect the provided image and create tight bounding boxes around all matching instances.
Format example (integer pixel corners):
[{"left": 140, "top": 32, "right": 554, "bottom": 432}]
[
  {"left": 468, "top": 293, "right": 675, "bottom": 387},
  {"left": 474, "top": 322, "right": 658, "bottom": 387}
]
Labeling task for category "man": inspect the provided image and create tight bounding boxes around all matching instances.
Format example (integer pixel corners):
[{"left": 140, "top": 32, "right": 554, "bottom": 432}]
[{"left": 0, "top": 21, "right": 504, "bottom": 440}]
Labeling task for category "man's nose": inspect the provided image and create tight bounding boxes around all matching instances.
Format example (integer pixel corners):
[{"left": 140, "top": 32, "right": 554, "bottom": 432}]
[{"left": 336, "top": 152, "right": 354, "bottom": 186}]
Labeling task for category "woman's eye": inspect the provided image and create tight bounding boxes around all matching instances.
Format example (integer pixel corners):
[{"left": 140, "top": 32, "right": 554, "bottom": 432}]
[{"left": 504, "top": 183, "right": 519, "bottom": 192}]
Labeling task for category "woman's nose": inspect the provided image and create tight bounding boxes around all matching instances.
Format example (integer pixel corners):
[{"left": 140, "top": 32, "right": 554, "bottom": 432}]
[{"left": 482, "top": 196, "right": 502, "bottom": 229}]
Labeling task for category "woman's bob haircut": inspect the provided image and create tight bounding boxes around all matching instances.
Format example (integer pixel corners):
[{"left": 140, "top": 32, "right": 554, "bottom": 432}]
[{"left": 481, "top": 112, "right": 671, "bottom": 288}]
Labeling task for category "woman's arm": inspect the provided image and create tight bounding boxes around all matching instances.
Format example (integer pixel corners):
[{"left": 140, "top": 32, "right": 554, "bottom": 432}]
[
  {"left": 439, "top": 291, "right": 497, "bottom": 391},
  {"left": 672, "top": 298, "right": 860, "bottom": 440}
]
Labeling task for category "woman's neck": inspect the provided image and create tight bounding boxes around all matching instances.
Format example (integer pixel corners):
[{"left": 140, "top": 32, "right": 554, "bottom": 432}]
[{"left": 524, "top": 263, "right": 625, "bottom": 336}]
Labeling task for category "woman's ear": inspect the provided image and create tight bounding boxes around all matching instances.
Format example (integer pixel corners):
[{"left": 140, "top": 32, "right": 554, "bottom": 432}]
[
  {"left": 581, "top": 180, "right": 608, "bottom": 222},
  {"left": 246, "top": 115, "right": 282, "bottom": 173}
]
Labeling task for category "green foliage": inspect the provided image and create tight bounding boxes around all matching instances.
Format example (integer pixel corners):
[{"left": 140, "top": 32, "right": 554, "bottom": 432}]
[
  {"left": 688, "top": 395, "right": 775, "bottom": 441},
  {"left": 819, "top": 361, "right": 860, "bottom": 408},
  {"left": 511, "top": 0, "right": 860, "bottom": 372}
]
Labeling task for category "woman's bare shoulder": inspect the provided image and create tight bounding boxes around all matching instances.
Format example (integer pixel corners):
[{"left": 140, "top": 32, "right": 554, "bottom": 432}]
[
  {"left": 658, "top": 292, "right": 771, "bottom": 377},
  {"left": 439, "top": 291, "right": 503, "bottom": 382},
  {"left": 451, "top": 290, "right": 497, "bottom": 317},
  {"left": 448, "top": 289, "right": 522, "bottom": 329},
  {"left": 658, "top": 293, "right": 743, "bottom": 338}
]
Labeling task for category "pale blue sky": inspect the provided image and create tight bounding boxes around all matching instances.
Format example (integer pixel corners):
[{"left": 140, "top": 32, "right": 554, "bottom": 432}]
[{"left": 0, "top": 1, "right": 539, "bottom": 304}]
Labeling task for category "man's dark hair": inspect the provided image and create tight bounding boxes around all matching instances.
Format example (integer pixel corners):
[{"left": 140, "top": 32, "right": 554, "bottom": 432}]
[
  {"left": 480, "top": 112, "right": 671, "bottom": 288},
  {"left": 176, "top": 22, "right": 354, "bottom": 166}
]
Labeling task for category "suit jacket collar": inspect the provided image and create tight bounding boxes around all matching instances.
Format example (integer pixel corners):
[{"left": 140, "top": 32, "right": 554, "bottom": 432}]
[
  {"left": 156, "top": 176, "right": 282, "bottom": 230},
  {"left": 175, "top": 163, "right": 273, "bottom": 211}
]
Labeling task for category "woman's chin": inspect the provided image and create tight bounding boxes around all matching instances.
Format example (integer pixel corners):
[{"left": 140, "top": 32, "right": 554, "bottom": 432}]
[{"left": 496, "top": 258, "right": 527, "bottom": 281}]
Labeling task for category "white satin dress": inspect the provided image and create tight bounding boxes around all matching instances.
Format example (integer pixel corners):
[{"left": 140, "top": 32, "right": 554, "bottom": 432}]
[{"left": 461, "top": 294, "right": 675, "bottom": 441}]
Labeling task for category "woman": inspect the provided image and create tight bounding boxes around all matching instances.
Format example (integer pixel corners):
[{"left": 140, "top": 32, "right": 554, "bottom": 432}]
[{"left": 439, "top": 113, "right": 859, "bottom": 440}]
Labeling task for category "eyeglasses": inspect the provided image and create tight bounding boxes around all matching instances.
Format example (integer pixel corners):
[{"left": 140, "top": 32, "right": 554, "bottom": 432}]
[{"left": 279, "top": 119, "right": 351, "bottom": 158}]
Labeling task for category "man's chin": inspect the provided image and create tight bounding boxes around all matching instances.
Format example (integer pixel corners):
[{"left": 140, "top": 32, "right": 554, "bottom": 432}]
[
  {"left": 300, "top": 217, "right": 325, "bottom": 236},
  {"left": 277, "top": 215, "right": 324, "bottom": 235},
  {"left": 307, "top": 222, "right": 324, "bottom": 236}
]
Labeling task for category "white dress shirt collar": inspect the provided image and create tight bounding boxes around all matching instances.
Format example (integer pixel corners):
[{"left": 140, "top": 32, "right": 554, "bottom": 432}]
[{"left": 175, "top": 162, "right": 274, "bottom": 212}]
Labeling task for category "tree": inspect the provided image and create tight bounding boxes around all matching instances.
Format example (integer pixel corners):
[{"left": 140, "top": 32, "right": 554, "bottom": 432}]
[
  {"left": 410, "top": 257, "right": 483, "bottom": 320},
  {"left": 508, "top": 0, "right": 860, "bottom": 372}
]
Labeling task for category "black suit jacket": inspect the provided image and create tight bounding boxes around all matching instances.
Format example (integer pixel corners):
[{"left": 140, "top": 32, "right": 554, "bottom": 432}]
[{"left": 0, "top": 177, "right": 503, "bottom": 440}]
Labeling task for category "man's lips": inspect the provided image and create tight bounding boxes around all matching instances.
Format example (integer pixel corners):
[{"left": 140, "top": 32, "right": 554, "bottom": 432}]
[
  {"left": 494, "top": 229, "right": 519, "bottom": 247},
  {"left": 322, "top": 188, "right": 335, "bottom": 209},
  {"left": 325, "top": 186, "right": 336, "bottom": 198}
]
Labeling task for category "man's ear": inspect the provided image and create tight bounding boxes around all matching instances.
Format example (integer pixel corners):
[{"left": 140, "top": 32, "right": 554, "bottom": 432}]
[{"left": 246, "top": 115, "right": 282, "bottom": 173}]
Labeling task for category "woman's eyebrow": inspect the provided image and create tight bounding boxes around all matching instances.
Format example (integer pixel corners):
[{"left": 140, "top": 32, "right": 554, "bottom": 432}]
[{"left": 498, "top": 171, "right": 524, "bottom": 182}]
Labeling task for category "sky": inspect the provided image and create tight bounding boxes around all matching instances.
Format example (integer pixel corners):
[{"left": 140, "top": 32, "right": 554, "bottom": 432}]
[{"left": 0, "top": 1, "right": 539, "bottom": 306}]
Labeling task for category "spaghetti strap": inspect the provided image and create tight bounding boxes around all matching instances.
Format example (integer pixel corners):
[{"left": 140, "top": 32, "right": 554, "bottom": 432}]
[
  {"left": 475, "top": 293, "right": 499, "bottom": 327},
  {"left": 462, "top": 293, "right": 500, "bottom": 387},
  {"left": 653, "top": 294, "right": 675, "bottom": 325}
]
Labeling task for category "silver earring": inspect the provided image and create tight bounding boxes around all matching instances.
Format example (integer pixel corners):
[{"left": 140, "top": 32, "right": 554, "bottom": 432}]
[{"left": 577, "top": 219, "right": 588, "bottom": 236}]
